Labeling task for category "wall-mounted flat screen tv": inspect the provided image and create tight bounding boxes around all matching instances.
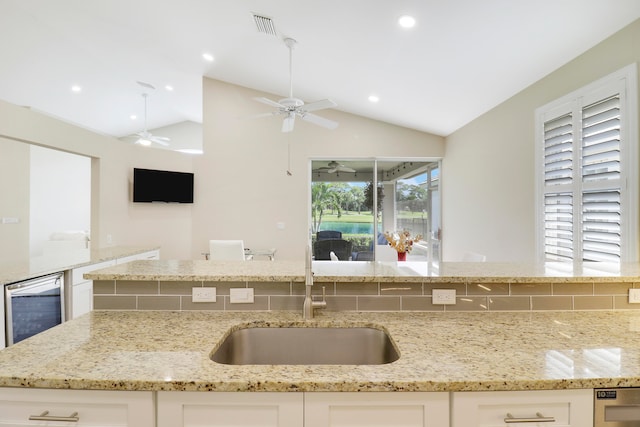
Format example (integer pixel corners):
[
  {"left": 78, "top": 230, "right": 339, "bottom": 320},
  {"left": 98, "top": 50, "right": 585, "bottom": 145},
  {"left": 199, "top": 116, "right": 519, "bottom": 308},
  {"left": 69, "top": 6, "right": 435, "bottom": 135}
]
[{"left": 133, "top": 168, "right": 194, "bottom": 203}]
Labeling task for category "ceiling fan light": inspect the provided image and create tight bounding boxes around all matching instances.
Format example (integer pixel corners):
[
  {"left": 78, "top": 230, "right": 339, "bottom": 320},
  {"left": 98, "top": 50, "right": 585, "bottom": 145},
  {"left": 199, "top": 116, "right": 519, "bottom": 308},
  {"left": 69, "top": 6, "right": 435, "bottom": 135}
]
[{"left": 138, "top": 138, "right": 152, "bottom": 146}]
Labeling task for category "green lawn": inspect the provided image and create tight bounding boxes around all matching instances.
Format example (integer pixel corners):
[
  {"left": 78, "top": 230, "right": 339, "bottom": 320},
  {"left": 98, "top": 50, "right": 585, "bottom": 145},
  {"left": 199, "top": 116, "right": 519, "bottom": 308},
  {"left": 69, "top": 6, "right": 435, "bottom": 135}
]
[
  {"left": 320, "top": 211, "right": 375, "bottom": 223},
  {"left": 321, "top": 210, "right": 427, "bottom": 222}
]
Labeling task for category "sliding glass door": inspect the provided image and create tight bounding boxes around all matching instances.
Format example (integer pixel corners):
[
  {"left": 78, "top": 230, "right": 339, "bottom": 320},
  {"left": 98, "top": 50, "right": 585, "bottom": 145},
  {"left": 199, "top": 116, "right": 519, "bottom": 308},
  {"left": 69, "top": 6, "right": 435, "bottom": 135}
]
[{"left": 310, "top": 159, "right": 440, "bottom": 263}]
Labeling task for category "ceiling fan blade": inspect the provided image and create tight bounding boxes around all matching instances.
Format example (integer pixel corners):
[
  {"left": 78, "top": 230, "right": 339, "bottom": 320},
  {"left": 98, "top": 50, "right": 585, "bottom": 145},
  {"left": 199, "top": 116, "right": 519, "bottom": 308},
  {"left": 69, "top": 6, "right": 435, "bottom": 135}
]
[
  {"left": 245, "top": 111, "right": 280, "bottom": 120},
  {"left": 301, "top": 113, "right": 339, "bottom": 130},
  {"left": 254, "top": 97, "right": 286, "bottom": 109},
  {"left": 302, "top": 99, "right": 337, "bottom": 112},
  {"left": 338, "top": 166, "right": 356, "bottom": 173},
  {"left": 282, "top": 113, "right": 295, "bottom": 133},
  {"left": 134, "top": 137, "right": 152, "bottom": 146}
]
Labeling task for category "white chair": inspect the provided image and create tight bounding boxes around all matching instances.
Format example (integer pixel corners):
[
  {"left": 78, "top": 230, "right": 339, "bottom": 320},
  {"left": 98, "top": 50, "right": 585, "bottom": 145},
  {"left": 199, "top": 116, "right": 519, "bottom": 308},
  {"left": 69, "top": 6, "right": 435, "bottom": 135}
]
[
  {"left": 462, "top": 251, "right": 487, "bottom": 262},
  {"left": 208, "top": 240, "right": 251, "bottom": 261},
  {"left": 329, "top": 251, "right": 339, "bottom": 261}
]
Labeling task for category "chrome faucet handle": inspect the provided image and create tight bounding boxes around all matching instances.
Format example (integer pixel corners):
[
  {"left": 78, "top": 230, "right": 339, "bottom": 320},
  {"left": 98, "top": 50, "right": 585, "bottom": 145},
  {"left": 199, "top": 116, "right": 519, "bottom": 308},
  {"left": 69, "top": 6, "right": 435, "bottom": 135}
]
[
  {"left": 313, "top": 286, "right": 326, "bottom": 302},
  {"left": 312, "top": 286, "right": 327, "bottom": 310}
]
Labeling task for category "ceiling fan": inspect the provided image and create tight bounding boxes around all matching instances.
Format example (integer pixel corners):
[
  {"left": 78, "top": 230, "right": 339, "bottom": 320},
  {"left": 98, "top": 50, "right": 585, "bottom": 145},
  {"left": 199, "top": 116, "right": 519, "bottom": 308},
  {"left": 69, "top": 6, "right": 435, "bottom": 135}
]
[
  {"left": 317, "top": 161, "right": 356, "bottom": 173},
  {"left": 252, "top": 37, "right": 339, "bottom": 133},
  {"left": 130, "top": 90, "right": 170, "bottom": 147}
]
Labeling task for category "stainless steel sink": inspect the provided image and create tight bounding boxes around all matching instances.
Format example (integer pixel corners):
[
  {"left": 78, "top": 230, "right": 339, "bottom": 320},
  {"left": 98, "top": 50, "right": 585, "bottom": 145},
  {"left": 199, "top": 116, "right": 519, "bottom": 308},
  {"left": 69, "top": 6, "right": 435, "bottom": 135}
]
[{"left": 211, "top": 326, "right": 399, "bottom": 365}]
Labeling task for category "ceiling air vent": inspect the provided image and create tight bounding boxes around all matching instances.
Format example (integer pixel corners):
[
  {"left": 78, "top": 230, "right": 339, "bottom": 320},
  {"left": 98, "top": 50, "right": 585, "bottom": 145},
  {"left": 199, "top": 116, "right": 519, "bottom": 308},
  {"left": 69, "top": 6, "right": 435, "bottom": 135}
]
[{"left": 252, "top": 13, "right": 277, "bottom": 37}]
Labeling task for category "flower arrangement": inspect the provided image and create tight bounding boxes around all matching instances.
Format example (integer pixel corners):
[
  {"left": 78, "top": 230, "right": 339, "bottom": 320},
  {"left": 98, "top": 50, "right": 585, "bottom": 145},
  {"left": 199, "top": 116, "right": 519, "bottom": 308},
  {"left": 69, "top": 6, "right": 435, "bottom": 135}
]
[{"left": 383, "top": 230, "right": 423, "bottom": 253}]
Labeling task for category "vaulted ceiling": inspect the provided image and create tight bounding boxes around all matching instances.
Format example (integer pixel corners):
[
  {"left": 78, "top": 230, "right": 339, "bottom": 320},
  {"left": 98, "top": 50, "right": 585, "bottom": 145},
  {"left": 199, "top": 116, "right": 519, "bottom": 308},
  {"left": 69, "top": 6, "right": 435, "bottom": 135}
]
[{"left": 1, "top": 1, "right": 639, "bottom": 151}]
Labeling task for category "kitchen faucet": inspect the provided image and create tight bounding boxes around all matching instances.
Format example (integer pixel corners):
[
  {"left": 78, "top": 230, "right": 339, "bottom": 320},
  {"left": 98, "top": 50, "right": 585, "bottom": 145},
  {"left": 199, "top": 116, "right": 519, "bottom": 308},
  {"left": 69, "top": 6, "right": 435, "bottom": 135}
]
[{"left": 303, "top": 243, "right": 326, "bottom": 319}]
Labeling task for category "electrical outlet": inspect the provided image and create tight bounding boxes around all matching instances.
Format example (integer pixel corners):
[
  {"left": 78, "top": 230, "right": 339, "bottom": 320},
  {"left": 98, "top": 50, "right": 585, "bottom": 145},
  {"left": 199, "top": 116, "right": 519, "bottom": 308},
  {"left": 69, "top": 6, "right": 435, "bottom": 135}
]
[
  {"left": 629, "top": 289, "right": 640, "bottom": 304},
  {"left": 230, "top": 288, "right": 254, "bottom": 304},
  {"left": 433, "top": 289, "right": 456, "bottom": 305},
  {"left": 192, "top": 287, "right": 216, "bottom": 303}
]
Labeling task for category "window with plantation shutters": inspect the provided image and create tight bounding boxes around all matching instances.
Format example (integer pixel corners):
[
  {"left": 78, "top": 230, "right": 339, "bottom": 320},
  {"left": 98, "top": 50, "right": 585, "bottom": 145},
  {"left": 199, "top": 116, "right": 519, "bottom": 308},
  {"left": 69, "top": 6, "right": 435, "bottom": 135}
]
[{"left": 536, "top": 65, "right": 638, "bottom": 263}]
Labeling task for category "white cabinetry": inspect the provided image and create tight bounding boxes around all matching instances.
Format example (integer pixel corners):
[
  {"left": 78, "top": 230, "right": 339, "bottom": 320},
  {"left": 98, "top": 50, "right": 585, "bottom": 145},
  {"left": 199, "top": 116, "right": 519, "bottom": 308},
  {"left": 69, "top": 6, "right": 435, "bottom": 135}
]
[
  {"left": 451, "top": 389, "right": 593, "bottom": 427},
  {"left": 158, "top": 392, "right": 303, "bottom": 427},
  {"left": 158, "top": 391, "right": 449, "bottom": 427},
  {"left": 68, "top": 249, "right": 159, "bottom": 319},
  {"left": 305, "top": 392, "right": 450, "bottom": 427},
  {"left": 70, "top": 260, "right": 115, "bottom": 319},
  {"left": 0, "top": 388, "right": 154, "bottom": 426}
]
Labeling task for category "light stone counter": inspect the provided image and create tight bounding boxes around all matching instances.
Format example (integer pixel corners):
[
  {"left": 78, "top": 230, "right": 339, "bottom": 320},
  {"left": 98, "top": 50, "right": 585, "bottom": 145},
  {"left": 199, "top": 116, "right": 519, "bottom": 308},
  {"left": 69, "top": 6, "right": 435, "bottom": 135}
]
[
  {"left": 84, "top": 259, "right": 640, "bottom": 283},
  {"left": 0, "top": 310, "right": 639, "bottom": 392},
  {"left": 0, "top": 246, "right": 160, "bottom": 285}
]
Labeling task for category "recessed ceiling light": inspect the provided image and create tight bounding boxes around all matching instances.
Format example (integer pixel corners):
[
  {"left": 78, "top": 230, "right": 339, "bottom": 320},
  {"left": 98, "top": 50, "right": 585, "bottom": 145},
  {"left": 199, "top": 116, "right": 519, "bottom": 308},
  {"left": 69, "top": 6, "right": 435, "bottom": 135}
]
[
  {"left": 368, "top": 95, "right": 380, "bottom": 103},
  {"left": 398, "top": 15, "right": 416, "bottom": 29},
  {"left": 202, "top": 53, "right": 214, "bottom": 62},
  {"left": 71, "top": 85, "right": 82, "bottom": 93},
  {"left": 165, "top": 85, "right": 174, "bottom": 91},
  {"left": 130, "top": 114, "right": 137, "bottom": 120}
]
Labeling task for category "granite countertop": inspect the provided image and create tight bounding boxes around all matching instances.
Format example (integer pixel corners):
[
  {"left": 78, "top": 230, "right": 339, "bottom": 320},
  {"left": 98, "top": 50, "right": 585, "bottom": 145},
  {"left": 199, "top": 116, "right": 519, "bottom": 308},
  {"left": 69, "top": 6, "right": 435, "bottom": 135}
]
[
  {"left": 0, "top": 246, "right": 159, "bottom": 285},
  {"left": 84, "top": 259, "right": 640, "bottom": 283},
  {"left": 0, "top": 310, "right": 639, "bottom": 392}
]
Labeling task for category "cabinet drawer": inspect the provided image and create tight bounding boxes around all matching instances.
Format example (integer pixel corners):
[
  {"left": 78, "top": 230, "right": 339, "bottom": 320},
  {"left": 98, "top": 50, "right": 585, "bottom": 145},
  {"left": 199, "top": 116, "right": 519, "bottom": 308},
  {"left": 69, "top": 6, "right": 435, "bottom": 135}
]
[
  {"left": 452, "top": 389, "right": 593, "bottom": 427},
  {"left": 158, "top": 391, "right": 302, "bottom": 427},
  {"left": 0, "top": 388, "right": 154, "bottom": 426},
  {"left": 305, "top": 392, "right": 450, "bottom": 427},
  {"left": 71, "top": 260, "right": 116, "bottom": 284}
]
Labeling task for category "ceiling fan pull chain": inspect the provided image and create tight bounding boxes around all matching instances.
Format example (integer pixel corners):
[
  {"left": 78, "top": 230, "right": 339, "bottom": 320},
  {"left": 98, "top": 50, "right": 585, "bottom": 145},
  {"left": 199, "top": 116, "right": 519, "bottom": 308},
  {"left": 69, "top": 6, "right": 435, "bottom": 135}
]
[{"left": 287, "top": 38, "right": 295, "bottom": 99}]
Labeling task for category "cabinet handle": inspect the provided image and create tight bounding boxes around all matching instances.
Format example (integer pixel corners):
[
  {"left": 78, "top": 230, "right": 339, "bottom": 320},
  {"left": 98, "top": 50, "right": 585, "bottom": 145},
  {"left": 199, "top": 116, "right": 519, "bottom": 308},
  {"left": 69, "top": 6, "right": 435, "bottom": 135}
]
[
  {"left": 504, "top": 412, "right": 555, "bottom": 423},
  {"left": 29, "top": 410, "right": 80, "bottom": 422}
]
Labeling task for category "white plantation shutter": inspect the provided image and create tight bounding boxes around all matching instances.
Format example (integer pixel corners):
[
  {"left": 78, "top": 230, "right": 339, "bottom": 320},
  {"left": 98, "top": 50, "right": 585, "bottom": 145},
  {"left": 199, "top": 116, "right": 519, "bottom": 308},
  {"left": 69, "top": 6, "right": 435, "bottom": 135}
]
[
  {"left": 537, "top": 65, "right": 637, "bottom": 262},
  {"left": 581, "top": 96, "right": 622, "bottom": 262},
  {"left": 543, "top": 113, "right": 574, "bottom": 261},
  {"left": 544, "top": 192, "right": 573, "bottom": 261}
]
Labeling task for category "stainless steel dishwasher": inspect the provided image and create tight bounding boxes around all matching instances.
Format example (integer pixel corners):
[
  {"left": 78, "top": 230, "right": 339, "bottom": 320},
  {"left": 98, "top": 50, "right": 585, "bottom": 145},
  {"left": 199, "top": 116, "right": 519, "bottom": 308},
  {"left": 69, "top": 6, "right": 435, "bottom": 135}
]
[{"left": 595, "top": 388, "right": 640, "bottom": 426}]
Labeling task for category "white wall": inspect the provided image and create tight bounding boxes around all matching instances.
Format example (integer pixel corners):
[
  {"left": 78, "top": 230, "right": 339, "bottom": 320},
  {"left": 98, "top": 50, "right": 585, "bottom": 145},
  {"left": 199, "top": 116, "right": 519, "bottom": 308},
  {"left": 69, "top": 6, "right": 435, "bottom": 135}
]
[
  {"left": 194, "top": 78, "right": 445, "bottom": 260},
  {"left": 29, "top": 145, "right": 90, "bottom": 256},
  {"left": 443, "top": 18, "right": 640, "bottom": 262},
  {"left": 0, "top": 102, "right": 194, "bottom": 260},
  {"left": 0, "top": 137, "right": 29, "bottom": 265}
]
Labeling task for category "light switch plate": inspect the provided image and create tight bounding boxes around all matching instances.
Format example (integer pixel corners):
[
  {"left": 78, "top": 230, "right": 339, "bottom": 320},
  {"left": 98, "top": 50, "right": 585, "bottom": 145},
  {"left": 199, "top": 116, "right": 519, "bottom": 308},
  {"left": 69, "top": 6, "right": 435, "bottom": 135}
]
[
  {"left": 192, "top": 287, "right": 216, "bottom": 303},
  {"left": 432, "top": 289, "right": 456, "bottom": 305},
  {"left": 230, "top": 288, "right": 254, "bottom": 304},
  {"left": 629, "top": 288, "right": 640, "bottom": 304}
]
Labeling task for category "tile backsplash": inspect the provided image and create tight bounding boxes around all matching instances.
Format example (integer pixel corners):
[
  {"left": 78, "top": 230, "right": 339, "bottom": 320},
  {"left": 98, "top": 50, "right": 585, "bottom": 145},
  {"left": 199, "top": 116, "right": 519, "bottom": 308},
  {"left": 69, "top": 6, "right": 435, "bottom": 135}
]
[{"left": 93, "top": 279, "right": 640, "bottom": 312}]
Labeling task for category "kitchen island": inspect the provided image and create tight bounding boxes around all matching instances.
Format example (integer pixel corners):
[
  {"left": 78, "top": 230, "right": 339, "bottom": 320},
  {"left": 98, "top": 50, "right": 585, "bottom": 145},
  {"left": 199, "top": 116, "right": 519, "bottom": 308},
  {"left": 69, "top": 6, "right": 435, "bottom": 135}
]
[
  {"left": 0, "top": 309, "right": 639, "bottom": 392},
  {"left": 3, "top": 259, "right": 640, "bottom": 391}
]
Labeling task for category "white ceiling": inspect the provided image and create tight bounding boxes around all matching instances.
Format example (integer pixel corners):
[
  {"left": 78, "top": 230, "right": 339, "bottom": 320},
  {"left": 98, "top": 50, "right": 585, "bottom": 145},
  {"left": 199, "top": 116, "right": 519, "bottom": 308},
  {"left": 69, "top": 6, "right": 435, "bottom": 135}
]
[{"left": 1, "top": 0, "right": 640, "bottom": 148}]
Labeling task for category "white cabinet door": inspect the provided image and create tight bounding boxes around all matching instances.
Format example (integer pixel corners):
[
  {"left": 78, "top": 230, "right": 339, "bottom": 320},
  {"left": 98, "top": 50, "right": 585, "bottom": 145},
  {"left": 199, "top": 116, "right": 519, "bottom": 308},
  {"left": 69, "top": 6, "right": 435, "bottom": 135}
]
[
  {"left": 451, "top": 389, "right": 593, "bottom": 427},
  {"left": 305, "top": 392, "right": 450, "bottom": 427},
  {"left": 70, "top": 259, "right": 116, "bottom": 319},
  {"left": 158, "top": 391, "right": 303, "bottom": 427},
  {"left": 0, "top": 388, "right": 154, "bottom": 426}
]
